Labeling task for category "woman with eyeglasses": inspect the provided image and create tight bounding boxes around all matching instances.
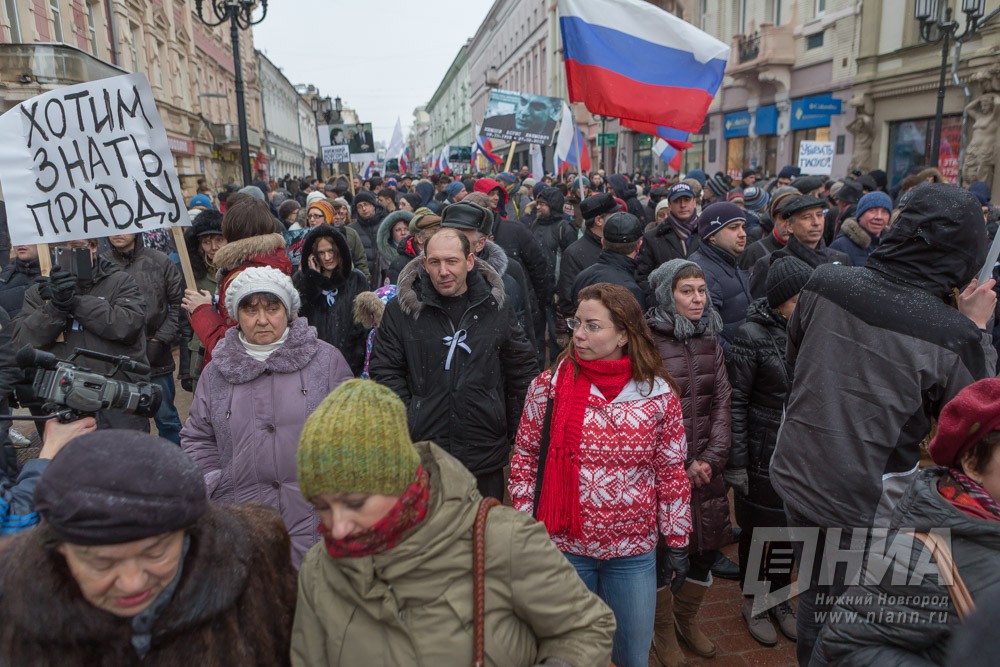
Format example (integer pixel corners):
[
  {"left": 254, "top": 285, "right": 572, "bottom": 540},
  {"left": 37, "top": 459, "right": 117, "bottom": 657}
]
[
  {"left": 509, "top": 282, "right": 692, "bottom": 667},
  {"left": 645, "top": 258, "right": 733, "bottom": 665},
  {"left": 292, "top": 224, "right": 371, "bottom": 376}
]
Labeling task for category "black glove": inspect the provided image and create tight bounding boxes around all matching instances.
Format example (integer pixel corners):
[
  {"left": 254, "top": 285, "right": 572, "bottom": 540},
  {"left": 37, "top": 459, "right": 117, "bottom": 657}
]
[
  {"left": 34, "top": 275, "right": 53, "bottom": 302},
  {"left": 180, "top": 377, "right": 194, "bottom": 393},
  {"left": 724, "top": 467, "right": 750, "bottom": 498},
  {"left": 48, "top": 269, "right": 77, "bottom": 311},
  {"left": 659, "top": 546, "right": 690, "bottom": 593}
]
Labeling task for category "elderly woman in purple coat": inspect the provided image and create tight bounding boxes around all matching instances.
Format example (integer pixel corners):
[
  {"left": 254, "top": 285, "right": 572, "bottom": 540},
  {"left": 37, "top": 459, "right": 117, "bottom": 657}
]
[{"left": 182, "top": 266, "right": 353, "bottom": 566}]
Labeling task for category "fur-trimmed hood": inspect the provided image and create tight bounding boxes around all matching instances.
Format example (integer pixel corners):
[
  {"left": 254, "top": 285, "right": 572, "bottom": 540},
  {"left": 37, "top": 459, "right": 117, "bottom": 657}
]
[
  {"left": 478, "top": 240, "right": 509, "bottom": 277},
  {"left": 395, "top": 255, "right": 505, "bottom": 318},
  {"left": 377, "top": 210, "right": 414, "bottom": 264},
  {"left": 0, "top": 505, "right": 295, "bottom": 664},
  {"left": 213, "top": 233, "right": 288, "bottom": 273},
  {"left": 211, "top": 317, "right": 320, "bottom": 384},
  {"left": 838, "top": 217, "right": 872, "bottom": 249},
  {"left": 298, "top": 224, "right": 354, "bottom": 285}
]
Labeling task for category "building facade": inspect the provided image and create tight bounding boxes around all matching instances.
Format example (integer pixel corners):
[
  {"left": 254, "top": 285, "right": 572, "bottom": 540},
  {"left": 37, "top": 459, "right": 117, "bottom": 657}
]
[
  {"left": 853, "top": 0, "right": 1000, "bottom": 191},
  {"left": 426, "top": 41, "right": 473, "bottom": 170},
  {"left": 258, "top": 50, "right": 315, "bottom": 180}
]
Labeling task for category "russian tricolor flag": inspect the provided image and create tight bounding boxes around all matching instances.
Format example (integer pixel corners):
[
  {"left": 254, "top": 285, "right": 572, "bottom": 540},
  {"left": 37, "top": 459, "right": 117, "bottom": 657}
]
[
  {"left": 399, "top": 146, "right": 410, "bottom": 173},
  {"left": 558, "top": 0, "right": 729, "bottom": 134},
  {"left": 440, "top": 145, "right": 451, "bottom": 175},
  {"left": 362, "top": 161, "right": 375, "bottom": 180},
  {"left": 653, "top": 139, "right": 683, "bottom": 171},
  {"left": 554, "top": 103, "right": 591, "bottom": 173}
]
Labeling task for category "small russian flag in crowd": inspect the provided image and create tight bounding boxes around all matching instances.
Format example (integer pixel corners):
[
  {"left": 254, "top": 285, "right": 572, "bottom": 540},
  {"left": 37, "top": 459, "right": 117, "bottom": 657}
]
[
  {"left": 473, "top": 135, "right": 502, "bottom": 165},
  {"left": 653, "top": 139, "right": 683, "bottom": 171},
  {"left": 554, "top": 103, "right": 591, "bottom": 173},
  {"left": 399, "top": 146, "right": 410, "bottom": 172},
  {"left": 558, "top": 0, "right": 729, "bottom": 134},
  {"left": 362, "top": 161, "right": 375, "bottom": 180},
  {"left": 439, "top": 145, "right": 451, "bottom": 175}
]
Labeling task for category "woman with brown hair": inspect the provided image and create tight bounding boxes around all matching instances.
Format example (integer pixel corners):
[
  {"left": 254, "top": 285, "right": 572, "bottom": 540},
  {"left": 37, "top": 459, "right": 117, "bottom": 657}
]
[
  {"left": 509, "top": 282, "right": 692, "bottom": 667},
  {"left": 646, "top": 258, "right": 733, "bottom": 666}
]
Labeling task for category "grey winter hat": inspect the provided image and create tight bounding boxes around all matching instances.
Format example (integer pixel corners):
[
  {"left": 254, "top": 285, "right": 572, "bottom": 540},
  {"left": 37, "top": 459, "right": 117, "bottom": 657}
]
[
  {"left": 34, "top": 430, "right": 207, "bottom": 546},
  {"left": 238, "top": 185, "right": 267, "bottom": 202},
  {"left": 648, "top": 258, "right": 723, "bottom": 338},
  {"left": 225, "top": 265, "right": 301, "bottom": 321}
]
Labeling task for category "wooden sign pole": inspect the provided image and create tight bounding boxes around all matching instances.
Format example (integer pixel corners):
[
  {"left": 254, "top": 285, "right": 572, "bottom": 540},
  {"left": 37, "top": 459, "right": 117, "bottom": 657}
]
[
  {"left": 504, "top": 141, "right": 518, "bottom": 173},
  {"left": 171, "top": 227, "right": 197, "bottom": 290}
]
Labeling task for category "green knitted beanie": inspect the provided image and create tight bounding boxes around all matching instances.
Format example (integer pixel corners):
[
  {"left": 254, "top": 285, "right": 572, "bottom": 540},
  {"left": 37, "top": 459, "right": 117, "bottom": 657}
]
[{"left": 297, "top": 379, "right": 420, "bottom": 500}]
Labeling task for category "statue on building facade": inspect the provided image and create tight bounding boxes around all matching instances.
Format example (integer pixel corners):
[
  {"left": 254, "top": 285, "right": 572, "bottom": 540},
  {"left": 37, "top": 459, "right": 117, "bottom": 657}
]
[
  {"left": 846, "top": 93, "right": 875, "bottom": 172},
  {"left": 963, "top": 93, "right": 1000, "bottom": 187}
]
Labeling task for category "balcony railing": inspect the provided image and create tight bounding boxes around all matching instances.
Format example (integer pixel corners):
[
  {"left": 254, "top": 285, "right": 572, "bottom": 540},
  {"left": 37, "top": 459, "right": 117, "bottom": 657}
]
[{"left": 739, "top": 33, "right": 761, "bottom": 63}]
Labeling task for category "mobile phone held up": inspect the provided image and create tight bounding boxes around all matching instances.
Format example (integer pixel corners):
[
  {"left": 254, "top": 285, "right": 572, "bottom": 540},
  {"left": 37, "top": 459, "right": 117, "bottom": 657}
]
[{"left": 53, "top": 246, "right": 93, "bottom": 283}]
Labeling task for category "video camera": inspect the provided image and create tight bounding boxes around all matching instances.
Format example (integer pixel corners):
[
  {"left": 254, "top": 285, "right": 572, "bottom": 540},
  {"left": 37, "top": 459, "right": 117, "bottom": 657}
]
[{"left": 15, "top": 346, "right": 161, "bottom": 423}]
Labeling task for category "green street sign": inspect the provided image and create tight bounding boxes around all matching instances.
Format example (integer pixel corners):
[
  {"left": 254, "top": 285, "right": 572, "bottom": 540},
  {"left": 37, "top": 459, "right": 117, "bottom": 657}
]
[{"left": 598, "top": 133, "right": 617, "bottom": 147}]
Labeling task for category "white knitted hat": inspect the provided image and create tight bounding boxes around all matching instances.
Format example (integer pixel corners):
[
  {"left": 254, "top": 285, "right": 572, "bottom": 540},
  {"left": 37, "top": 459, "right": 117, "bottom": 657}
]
[
  {"left": 225, "top": 266, "right": 301, "bottom": 320},
  {"left": 306, "top": 191, "right": 326, "bottom": 206}
]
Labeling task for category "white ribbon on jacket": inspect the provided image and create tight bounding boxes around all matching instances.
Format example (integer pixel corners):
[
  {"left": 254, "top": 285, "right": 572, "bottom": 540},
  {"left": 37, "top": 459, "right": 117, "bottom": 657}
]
[{"left": 442, "top": 329, "right": 471, "bottom": 370}]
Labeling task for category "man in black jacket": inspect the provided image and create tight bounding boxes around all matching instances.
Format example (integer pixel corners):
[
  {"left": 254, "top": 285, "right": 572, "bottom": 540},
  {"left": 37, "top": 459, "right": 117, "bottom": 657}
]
[
  {"left": 557, "top": 193, "right": 619, "bottom": 322},
  {"left": 370, "top": 228, "right": 537, "bottom": 500},
  {"left": 11, "top": 238, "right": 149, "bottom": 432},
  {"left": 749, "top": 195, "right": 851, "bottom": 298},
  {"left": 530, "top": 186, "right": 577, "bottom": 364},
  {"left": 104, "top": 233, "right": 183, "bottom": 443},
  {"left": 636, "top": 182, "right": 701, "bottom": 304},
  {"left": 0, "top": 244, "right": 41, "bottom": 319},
  {"left": 769, "top": 184, "right": 997, "bottom": 664},
  {"left": 690, "top": 202, "right": 752, "bottom": 347},
  {"left": 349, "top": 190, "right": 388, "bottom": 288},
  {"left": 571, "top": 212, "right": 645, "bottom": 309}
]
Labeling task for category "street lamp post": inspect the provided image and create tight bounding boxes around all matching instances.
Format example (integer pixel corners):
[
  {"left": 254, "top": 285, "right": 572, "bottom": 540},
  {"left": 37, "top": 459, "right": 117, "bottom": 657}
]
[
  {"left": 195, "top": 0, "right": 268, "bottom": 186},
  {"left": 913, "top": 0, "right": 986, "bottom": 166}
]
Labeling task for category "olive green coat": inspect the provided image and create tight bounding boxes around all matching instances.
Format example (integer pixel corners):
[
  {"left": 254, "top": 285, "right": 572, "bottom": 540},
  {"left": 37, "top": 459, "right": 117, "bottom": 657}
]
[{"left": 292, "top": 442, "right": 615, "bottom": 667}]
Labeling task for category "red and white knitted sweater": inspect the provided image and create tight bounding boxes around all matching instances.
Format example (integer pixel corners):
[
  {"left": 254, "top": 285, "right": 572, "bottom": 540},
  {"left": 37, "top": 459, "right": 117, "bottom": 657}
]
[{"left": 509, "top": 367, "right": 692, "bottom": 559}]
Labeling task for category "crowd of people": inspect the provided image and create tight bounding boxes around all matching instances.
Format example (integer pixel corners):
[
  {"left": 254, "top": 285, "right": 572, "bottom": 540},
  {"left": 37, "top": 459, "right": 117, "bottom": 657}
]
[{"left": 0, "top": 160, "right": 995, "bottom": 666}]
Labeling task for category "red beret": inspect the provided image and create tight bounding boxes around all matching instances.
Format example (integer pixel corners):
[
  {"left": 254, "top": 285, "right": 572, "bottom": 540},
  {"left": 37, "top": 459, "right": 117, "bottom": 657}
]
[{"left": 929, "top": 379, "right": 1000, "bottom": 467}]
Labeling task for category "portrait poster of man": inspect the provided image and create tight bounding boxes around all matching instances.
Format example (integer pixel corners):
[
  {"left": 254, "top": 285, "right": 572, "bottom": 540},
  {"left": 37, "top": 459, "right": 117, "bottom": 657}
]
[{"left": 481, "top": 90, "right": 561, "bottom": 145}]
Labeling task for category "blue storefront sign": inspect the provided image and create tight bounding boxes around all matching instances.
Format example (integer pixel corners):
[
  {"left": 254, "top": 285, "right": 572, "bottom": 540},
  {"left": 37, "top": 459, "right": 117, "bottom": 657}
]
[
  {"left": 723, "top": 110, "right": 751, "bottom": 138},
  {"left": 755, "top": 105, "right": 778, "bottom": 136},
  {"left": 790, "top": 94, "right": 843, "bottom": 130}
]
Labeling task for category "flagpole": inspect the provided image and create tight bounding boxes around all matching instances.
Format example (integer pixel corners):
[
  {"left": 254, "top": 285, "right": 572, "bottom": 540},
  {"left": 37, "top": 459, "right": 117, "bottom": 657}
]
[
  {"left": 504, "top": 141, "right": 517, "bottom": 173},
  {"left": 348, "top": 162, "right": 356, "bottom": 197}
]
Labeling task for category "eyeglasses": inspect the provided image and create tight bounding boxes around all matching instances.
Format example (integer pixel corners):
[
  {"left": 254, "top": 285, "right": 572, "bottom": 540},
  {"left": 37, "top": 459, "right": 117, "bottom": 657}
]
[
  {"left": 307, "top": 212, "right": 326, "bottom": 220},
  {"left": 566, "top": 318, "right": 613, "bottom": 333}
]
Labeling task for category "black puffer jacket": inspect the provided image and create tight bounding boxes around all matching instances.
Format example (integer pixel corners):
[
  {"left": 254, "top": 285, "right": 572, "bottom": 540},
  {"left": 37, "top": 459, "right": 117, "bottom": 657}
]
[
  {"left": 749, "top": 235, "right": 851, "bottom": 298},
  {"left": 293, "top": 225, "right": 370, "bottom": 376},
  {"left": 370, "top": 259, "right": 538, "bottom": 476},
  {"left": 479, "top": 240, "right": 536, "bottom": 346},
  {"left": 648, "top": 314, "right": 732, "bottom": 553},
  {"left": 690, "top": 243, "right": 752, "bottom": 348},
  {"left": 557, "top": 229, "right": 603, "bottom": 318},
  {"left": 571, "top": 251, "right": 644, "bottom": 310},
  {"left": 607, "top": 174, "right": 647, "bottom": 225},
  {"left": 492, "top": 216, "right": 548, "bottom": 307},
  {"left": 726, "top": 299, "right": 791, "bottom": 524},
  {"left": 817, "top": 466, "right": 1000, "bottom": 664},
  {"left": 0, "top": 259, "right": 40, "bottom": 319},
  {"left": 530, "top": 188, "right": 577, "bottom": 301},
  {"left": 103, "top": 241, "right": 183, "bottom": 377},
  {"left": 349, "top": 203, "right": 388, "bottom": 289}
]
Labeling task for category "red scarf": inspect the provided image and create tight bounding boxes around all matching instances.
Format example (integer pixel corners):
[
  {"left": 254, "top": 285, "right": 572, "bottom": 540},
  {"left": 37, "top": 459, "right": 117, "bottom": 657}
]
[
  {"left": 939, "top": 468, "right": 1000, "bottom": 522},
  {"left": 772, "top": 227, "right": 788, "bottom": 246},
  {"left": 320, "top": 467, "right": 430, "bottom": 558},
  {"left": 537, "top": 353, "right": 633, "bottom": 539}
]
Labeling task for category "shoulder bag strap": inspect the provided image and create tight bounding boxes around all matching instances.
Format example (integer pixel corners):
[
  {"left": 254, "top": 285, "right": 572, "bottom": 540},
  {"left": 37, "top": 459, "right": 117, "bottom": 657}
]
[
  {"left": 531, "top": 374, "right": 556, "bottom": 519},
  {"left": 473, "top": 496, "right": 502, "bottom": 667},
  {"left": 908, "top": 531, "right": 976, "bottom": 621}
]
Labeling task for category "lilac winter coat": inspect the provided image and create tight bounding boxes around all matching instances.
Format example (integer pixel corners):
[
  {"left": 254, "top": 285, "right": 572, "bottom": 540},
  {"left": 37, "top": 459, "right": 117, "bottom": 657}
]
[{"left": 181, "top": 317, "right": 352, "bottom": 567}]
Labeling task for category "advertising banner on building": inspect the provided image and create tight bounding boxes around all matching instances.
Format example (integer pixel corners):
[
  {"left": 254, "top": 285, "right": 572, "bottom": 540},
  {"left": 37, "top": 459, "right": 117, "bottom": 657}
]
[
  {"left": 0, "top": 72, "right": 190, "bottom": 245},
  {"left": 481, "top": 89, "right": 562, "bottom": 145}
]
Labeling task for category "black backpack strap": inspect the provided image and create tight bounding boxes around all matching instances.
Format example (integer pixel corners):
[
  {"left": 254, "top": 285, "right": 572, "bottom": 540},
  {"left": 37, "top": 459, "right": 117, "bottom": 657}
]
[{"left": 531, "top": 378, "right": 555, "bottom": 519}]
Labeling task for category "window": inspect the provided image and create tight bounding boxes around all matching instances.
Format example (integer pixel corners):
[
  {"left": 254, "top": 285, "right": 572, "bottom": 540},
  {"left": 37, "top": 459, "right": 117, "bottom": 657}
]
[
  {"left": 816, "top": 0, "right": 826, "bottom": 15},
  {"left": 773, "top": 0, "right": 782, "bottom": 24},
  {"left": 49, "top": 0, "right": 63, "bottom": 42},
  {"left": 86, "top": 2, "right": 98, "bottom": 56},
  {"left": 5, "top": 0, "right": 20, "bottom": 41},
  {"left": 806, "top": 31, "right": 824, "bottom": 49},
  {"left": 700, "top": 0, "right": 707, "bottom": 31},
  {"left": 154, "top": 39, "right": 164, "bottom": 88},
  {"left": 740, "top": 0, "right": 748, "bottom": 33},
  {"left": 129, "top": 23, "right": 140, "bottom": 71}
]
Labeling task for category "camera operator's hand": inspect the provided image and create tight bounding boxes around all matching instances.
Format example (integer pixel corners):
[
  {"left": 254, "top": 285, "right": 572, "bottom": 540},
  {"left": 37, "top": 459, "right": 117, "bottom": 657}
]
[
  {"left": 48, "top": 269, "right": 77, "bottom": 311},
  {"left": 38, "top": 416, "right": 97, "bottom": 460}
]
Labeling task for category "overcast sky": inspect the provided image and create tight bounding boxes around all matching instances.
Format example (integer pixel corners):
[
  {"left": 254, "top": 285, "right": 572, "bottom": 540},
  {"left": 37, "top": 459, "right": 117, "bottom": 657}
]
[{"left": 253, "top": 0, "right": 495, "bottom": 146}]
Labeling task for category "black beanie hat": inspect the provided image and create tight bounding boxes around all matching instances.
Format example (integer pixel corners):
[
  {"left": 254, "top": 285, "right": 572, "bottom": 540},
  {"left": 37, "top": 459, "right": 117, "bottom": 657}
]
[
  {"left": 34, "top": 430, "right": 207, "bottom": 546},
  {"left": 766, "top": 256, "right": 813, "bottom": 309},
  {"left": 353, "top": 190, "right": 377, "bottom": 208}
]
